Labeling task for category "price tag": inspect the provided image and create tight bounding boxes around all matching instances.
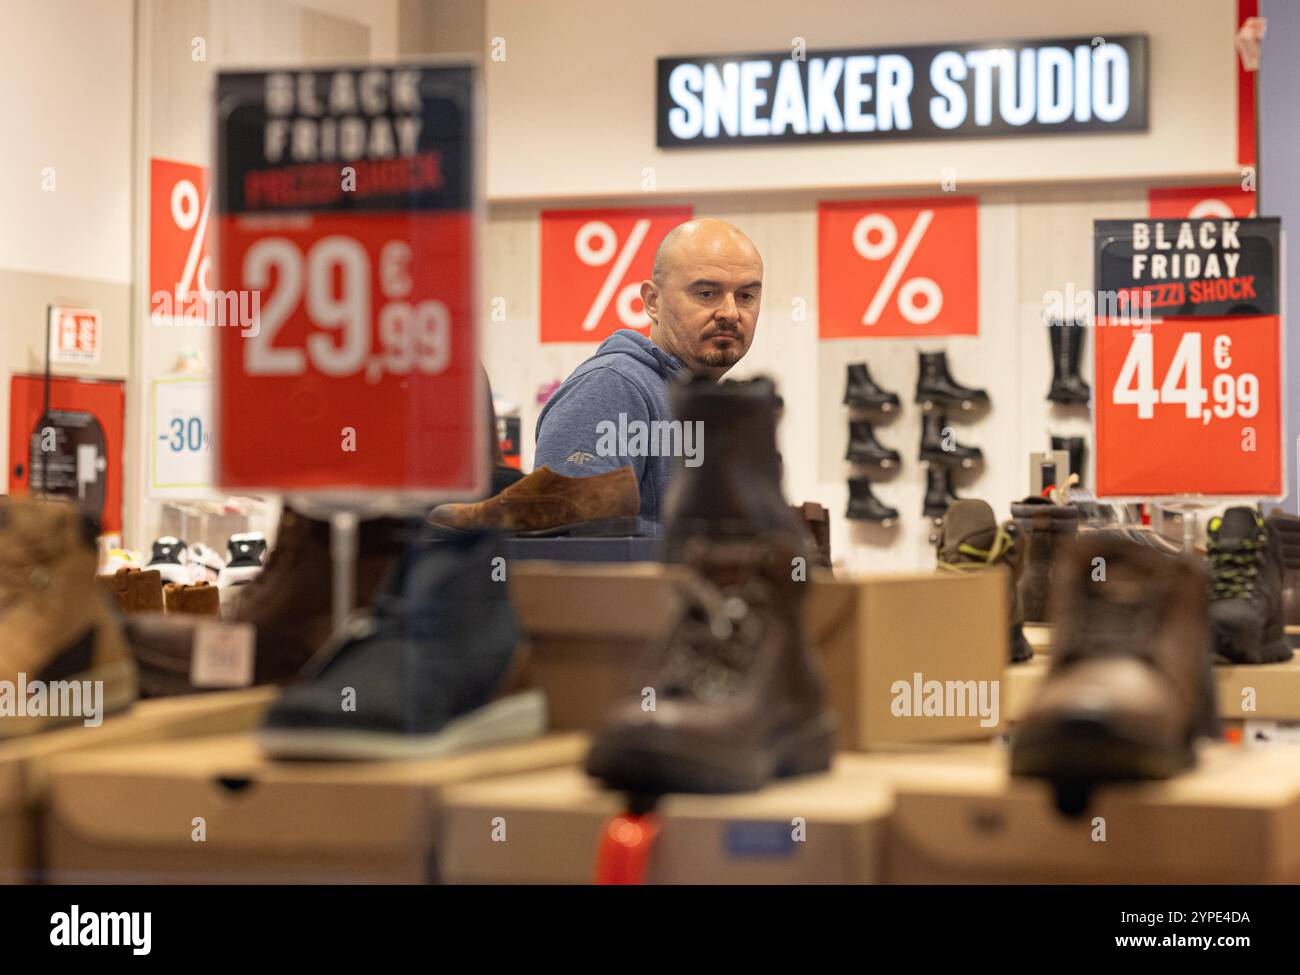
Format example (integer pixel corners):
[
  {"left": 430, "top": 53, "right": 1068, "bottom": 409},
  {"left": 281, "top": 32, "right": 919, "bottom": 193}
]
[
  {"left": 1094, "top": 316, "right": 1282, "bottom": 497},
  {"left": 214, "top": 63, "right": 483, "bottom": 501},
  {"left": 191, "top": 622, "right": 256, "bottom": 688},
  {"left": 149, "top": 375, "right": 214, "bottom": 499}
]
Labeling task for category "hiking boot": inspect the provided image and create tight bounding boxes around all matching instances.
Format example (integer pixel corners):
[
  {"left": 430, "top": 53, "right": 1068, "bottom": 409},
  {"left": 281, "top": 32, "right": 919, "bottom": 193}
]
[
  {"left": 915, "top": 350, "right": 989, "bottom": 412},
  {"left": 920, "top": 412, "right": 983, "bottom": 469},
  {"left": 923, "top": 466, "right": 961, "bottom": 521},
  {"left": 1011, "top": 498, "right": 1080, "bottom": 622},
  {"left": 97, "top": 567, "right": 164, "bottom": 614},
  {"left": 936, "top": 500, "right": 1030, "bottom": 662},
  {"left": 258, "top": 530, "right": 544, "bottom": 760},
  {"left": 1207, "top": 507, "right": 1290, "bottom": 664},
  {"left": 843, "top": 362, "right": 900, "bottom": 412},
  {"left": 846, "top": 477, "right": 898, "bottom": 524},
  {"left": 1050, "top": 435, "right": 1088, "bottom": 488},
  {"left": 659, "top": 375, "right": 809, "bottom": 559},
  {"left": 586, "top": 535, "right": 835, "bottom": 794},
  {"left": 0, "top": 498, "right": 136, "bottom": 737},
  {"left": 845, "top": 420, "right": 901, "bottom": 468},
  {"left": 1046, "top": 319, "right": 1091, "bottom": 405},
  {"left": 428, "top": 466, "right": 640, "bottom": 537},
  {"left": 1011, "top": 536, "right": 1217, "bottom": 815},
  {"left": 125, "top": 506, "right": 412, "bottom": 696},
  {"left": 1266, "top": 508, "right": 1300, "bottom": 648}
]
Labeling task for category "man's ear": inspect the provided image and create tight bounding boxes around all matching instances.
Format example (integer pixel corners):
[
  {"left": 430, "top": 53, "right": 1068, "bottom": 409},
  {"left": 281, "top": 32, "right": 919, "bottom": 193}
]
[{"left": 640, "top": 279, "right": 660, "bottom": 324}]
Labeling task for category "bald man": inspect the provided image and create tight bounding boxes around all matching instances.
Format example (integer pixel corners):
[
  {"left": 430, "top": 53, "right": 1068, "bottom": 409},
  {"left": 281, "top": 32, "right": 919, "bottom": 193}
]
[{"left": 534, "top": 218, "right": 763, "bottom": 531}]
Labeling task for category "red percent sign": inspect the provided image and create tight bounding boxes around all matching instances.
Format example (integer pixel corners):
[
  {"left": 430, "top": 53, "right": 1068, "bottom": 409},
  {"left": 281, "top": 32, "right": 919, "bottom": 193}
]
[
  {"left": 150, "top": 158, "right": 212, "bottom": 323},
  {"left": 540, "top": 207, "right": 692, "bottom": 343},
  {"left": 818, "top": 196, "right": 978, "bottom": 339}
]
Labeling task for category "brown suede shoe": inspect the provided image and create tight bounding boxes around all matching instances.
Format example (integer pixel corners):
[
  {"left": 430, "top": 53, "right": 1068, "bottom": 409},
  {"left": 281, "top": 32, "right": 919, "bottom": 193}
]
[
  {"left": 164, "top": 581, "right": 221, "bottom": 616},
  {"left": 1011, "top": 534, "right": 1217, "bottom": 815},
  {"left": 97, "top": 567, "right": 164, "bottom": 614},
  {"left": 0, "top": 498, "right": 137, "bottom": 737},
  {"left": 428, "top": 466, "right": 640, "bottom": 537}
]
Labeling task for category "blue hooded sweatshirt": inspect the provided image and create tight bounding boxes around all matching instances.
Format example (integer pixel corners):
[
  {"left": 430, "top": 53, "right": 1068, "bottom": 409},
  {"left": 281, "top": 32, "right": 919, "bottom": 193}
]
[{"left": 534, "top": 329, "right": 685, "bottom": 533}]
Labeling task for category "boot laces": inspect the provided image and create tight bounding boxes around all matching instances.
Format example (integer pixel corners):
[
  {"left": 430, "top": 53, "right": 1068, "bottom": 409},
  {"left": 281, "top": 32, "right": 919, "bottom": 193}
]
[
  {"left": 937, "top": 524, "right": 1013, "bottom": 573},
  {"left": 660, "top": 572, "right": 768, "bottom": 702},
  {"left": 1208, "top": 523, "right": 1266, "bottom": 600}
]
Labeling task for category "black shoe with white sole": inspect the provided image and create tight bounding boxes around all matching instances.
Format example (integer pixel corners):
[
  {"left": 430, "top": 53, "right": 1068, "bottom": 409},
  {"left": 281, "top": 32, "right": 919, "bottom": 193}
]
[{"left": 257, "top": 530, "right": 545, "bottom": 760}]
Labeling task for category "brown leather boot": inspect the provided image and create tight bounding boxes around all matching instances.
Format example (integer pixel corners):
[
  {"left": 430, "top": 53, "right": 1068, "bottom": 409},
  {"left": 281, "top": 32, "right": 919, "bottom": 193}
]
[
  {"left": 124, "top": 506, "right": 411, "bottom": 696},
  {"left": 428, "top": 466, "right": 640, "bottom": 537},
  {"left": 585, "top": 534, "right": 836, "bottom": 794},
  {"left": 1010, "top": 498, "right": 1079, "bottom": 622},
  {"left": 0, "top": 498, "right": 137, "bottom": 737},
  {"left": 164, "top": 581, "right": 221, "bottom": 616},
  {"left": 1266, "top": 508, "right": 1300, "bottom": 648},
  {"left": 936, "top": 499, "right": 1030, "bottom": 662},
  {"left": 97, "top": 567, "right": 164, "bottom": 614},
  {"left": 1011, "top": 534, "right": 1217, "bottom": 815}
]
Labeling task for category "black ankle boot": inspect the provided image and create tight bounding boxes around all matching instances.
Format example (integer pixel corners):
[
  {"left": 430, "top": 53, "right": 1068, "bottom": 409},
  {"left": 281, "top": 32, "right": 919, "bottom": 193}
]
[
  {"left": 915, "top": 350, "right": 989, "bottom": 411},
  {"left": 919, "top": 412, "right": 983, "bottom": 468},
  {"left": 1208, "top": 507, "right": 1291, "bottom": 664},
  {"left": 660, "top": 375, "right": 808, "bottom": 559},
  {"left": 923, "top": 467, "right": 961, "bottom": 520},
  {"left": 1050, "top": 435, "right": 1087, "bottom": 488},
  {"left": 846, "top": 478, "right": 898, "bottom": 524},
  {"left": 1047, "top": 320, "right": 1091, "bottom": 405},
  {"left": 845, "top": 420, "right": 901, "bottom": 468},
  {"left": 843, "top": 362, "right": 900, "bottom": 412}
]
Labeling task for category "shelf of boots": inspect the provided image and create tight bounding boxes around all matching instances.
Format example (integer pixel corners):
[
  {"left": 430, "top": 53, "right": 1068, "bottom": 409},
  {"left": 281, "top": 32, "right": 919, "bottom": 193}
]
[
  {"left": 0, "top": 687, "right": 275, "bottom": 884},
  {"left": 886, "top": 742, "right": 1300, "bottom": 883},
  {"left": 39, "top": 731, "right": 587, "bottom": 884}
]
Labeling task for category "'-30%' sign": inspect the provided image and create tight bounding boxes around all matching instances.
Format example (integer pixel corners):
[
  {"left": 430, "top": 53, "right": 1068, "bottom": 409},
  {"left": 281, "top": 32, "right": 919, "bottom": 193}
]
[{"left": 214, "top": 63, "right": 483, "bottom": 499}]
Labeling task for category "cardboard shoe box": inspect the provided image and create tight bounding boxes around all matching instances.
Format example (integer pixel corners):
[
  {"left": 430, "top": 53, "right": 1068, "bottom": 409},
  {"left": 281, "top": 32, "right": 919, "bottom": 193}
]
[
  {"left": 42, "top": 732, "right": 587, "bottom": 884},
  {"left": 512, "top": 561, "right": 1008, "bottom": 750},
  {"left": 0, "top": 687, "right": 275, "bottom": 884},
  {"left": 887, "top": 742, "right": 1300, "bottom": 883}
]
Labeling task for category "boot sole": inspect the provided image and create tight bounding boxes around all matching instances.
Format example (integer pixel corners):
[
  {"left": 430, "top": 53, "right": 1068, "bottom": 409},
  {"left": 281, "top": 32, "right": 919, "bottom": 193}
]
[
  {"left": 1011, "top": 715, "right": 1193, "bottom": 784},
  {"left": 255, "top": 688, "right": 548, "bottom": 761},
  {"left": 428, "top": 516, "right": 640, "bottom": 540},
  {"left": 1213, "top": 632, "right": 1293, "bottom": 665},
  {"left": 0, "top": 658, "right": 137, "bottom": 739},
  {"left": 585, "top": 711, "right": 837, "bottom": 795}
]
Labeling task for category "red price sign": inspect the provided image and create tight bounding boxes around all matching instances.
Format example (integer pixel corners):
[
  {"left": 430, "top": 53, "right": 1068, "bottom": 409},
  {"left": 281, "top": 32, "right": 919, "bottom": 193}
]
[
  {"left": 150, "top": 158, "right": 211, "bottom": 323},
  {"left": 1148, "top": 184, "right": 1256, "bottom": 220},
  {"left": 818, "top": 196, "right": 978, "bottom": 339},
  {"left": 214, "top": 65, "right": 481, "bottom": 499},
  {"left": 540, "top": 206, "right": 692, "bottom": 343},
  {"left": 1094, "top": 315, "right": 1282, "bottom": 497}
]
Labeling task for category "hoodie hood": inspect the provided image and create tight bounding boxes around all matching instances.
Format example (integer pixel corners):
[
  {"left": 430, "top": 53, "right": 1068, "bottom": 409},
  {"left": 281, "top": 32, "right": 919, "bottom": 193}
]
[{"left": 591, "top": 329, "right": 684, "bottom": 379}]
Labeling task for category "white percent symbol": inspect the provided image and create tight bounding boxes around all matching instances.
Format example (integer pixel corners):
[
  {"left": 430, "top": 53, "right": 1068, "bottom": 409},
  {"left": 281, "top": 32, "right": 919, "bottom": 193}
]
[
  {"left": 171, "top": 177, "right": 212, "bottom": 305},
  {"left": 575, "top": 219, "right": 652, "bottom": 331},
  {"left": 854, "top": 210, "right": 943, "bottom": 326}
]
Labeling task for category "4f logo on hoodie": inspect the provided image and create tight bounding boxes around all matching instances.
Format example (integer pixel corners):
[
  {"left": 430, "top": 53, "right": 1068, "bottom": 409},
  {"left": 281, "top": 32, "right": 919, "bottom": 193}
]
[{"left": 539, "top": 206, "right": 692, "bottom": 343}]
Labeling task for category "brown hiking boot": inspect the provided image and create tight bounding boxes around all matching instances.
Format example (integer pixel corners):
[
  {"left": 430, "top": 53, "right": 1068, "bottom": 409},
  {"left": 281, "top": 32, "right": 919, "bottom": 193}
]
[
  {"left": 935, "top": 499, "right": 1030, "bottom": 662},
  {"left": 792, "top": 501, "right": 832, "bottom": 568},
  {"left": 1011, "top": 534, "right": 1217, "bottom": 815},
  {"left": 1266, "top": 508, "right": 1300, "bottom": 648},
  {"left": 585, "top": 534, "right": 835, "bottom": 794},
  {"left": 164, "top": 581, "right": 221, "bottom": 616},
  {"left": 97, "top": 567, "right": 164, "bottom": 614},
  {"left": 124, "top": 506, "right": 411, "bottom": 696},
  {"left": 1010, "top": 498, "right": 1079, "bottom": 622},
  {"left": 0, "top": 498, "right": 137, "bottom": 737},
  {"left": 427, "top": 466, "right": 639, "bottom": 537}
]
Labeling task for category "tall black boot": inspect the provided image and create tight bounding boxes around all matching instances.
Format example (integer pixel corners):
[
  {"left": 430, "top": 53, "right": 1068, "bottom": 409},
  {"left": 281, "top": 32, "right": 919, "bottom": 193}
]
[
  {"left": 846, "top": 478, "right": 898, "bottom": 524},
  {"left": 1047, "top": 320, "right": 1091, "bottom": 405},
  {"left": 915, "top": 350, "right": 989, "bottom": 411},
  {"left": 920, "top": 411, "right": 983, "bottom": 468},
  {"left": 923, "top": 466, "right": 961, "bottom": 520},
  {"left": 843, "top": 362, "right": 900, "bottom": 412},
  {"left": 1050, "top": 435, "right": 1087, "bottom": 488},
  {"left": 659, "top": 374, "right": 807, "bottom": 559},
  {"left": 845, "top": 420, "right": 900, "bottom": 468}
]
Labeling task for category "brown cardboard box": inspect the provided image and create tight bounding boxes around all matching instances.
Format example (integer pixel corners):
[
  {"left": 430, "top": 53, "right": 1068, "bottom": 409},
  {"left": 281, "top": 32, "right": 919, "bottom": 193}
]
[
  {"left": 42, "top": 732, "right": 587, "bottom": 884},
  {"left": 1215, "top": 656, "right": 1300, "bottom": 721},
  {"left": 512, "top": 562, "right": 1007, "bottom": 750},
  {"left": 1003, "top": 657, "right": 1050, "bottom": 723},
  {"left": 0, "top": 687, "right": 274, "bottom": 884},
  {"left": 887, "top": 743, "right": 1300, "bottom": 883}
]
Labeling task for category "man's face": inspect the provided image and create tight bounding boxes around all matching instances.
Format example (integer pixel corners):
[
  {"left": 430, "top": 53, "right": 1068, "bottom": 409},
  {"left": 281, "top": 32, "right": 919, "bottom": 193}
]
[{"left": 642, "top": 225, "right": 763, "bottom": 376}]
